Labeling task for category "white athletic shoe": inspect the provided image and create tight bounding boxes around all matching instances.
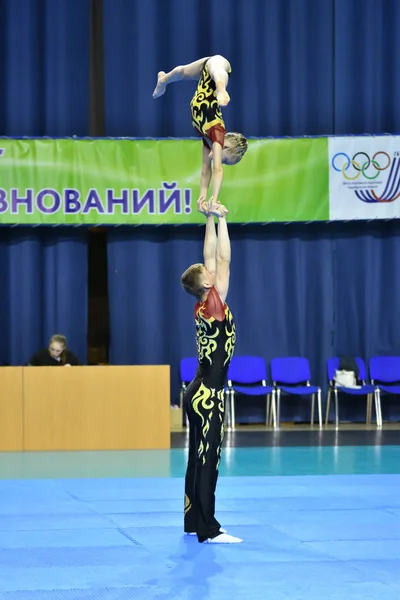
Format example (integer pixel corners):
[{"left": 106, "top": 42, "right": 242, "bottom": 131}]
[{"left": 205, "top": 533, "right": 243, "bottom": 544}]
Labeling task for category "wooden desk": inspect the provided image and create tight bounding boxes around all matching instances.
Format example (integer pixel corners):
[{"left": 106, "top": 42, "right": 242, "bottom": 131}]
[
  {"left": 22, "top": 366, "right": 170, "bottom": 451},
  {"left": 0, "top": 367, "right": 23, "bottom": 451}
]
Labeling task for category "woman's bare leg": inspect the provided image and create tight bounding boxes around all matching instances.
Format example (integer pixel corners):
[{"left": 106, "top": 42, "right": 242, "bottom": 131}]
[
  {"left": 207, "top": 56, "right": 231, "bottom": 107},
  {"left": 153, "top": 57, "right": 210, "bottom": 98}
]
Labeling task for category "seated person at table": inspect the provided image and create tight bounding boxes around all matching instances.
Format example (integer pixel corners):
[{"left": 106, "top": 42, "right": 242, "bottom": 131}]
[{"left": 27, "top": 334, "right": 81, "bottom": 367}]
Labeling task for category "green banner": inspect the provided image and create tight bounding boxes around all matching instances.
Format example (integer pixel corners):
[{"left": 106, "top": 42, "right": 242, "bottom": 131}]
[{"left": 0, "top": 138, "right": 329, "bottom": 224}]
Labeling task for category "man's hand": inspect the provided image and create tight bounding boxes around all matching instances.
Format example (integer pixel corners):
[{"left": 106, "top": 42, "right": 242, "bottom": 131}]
[
  {"left": 198, "top": 195, "right": 229, "bottom": 218},
  {"left": 208, "top": 197, "right": 228, "bottom": 218}
]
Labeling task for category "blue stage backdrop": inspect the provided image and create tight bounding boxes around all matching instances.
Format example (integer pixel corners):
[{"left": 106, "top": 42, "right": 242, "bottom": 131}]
[
  {"left": 2, "top": 0, "right": 400, "bottom": 137},
  {"left": 103, "top": 0, "right": 400, "bottom": 138},
  {"left": 107, "top": 221, "right": 400, "bottom": 423},
  {"left": 0, "top": 0, "right": 90, "bottom": 137},
  {"left": 0, "top": 228, "right": 88, "bottom": 366}
]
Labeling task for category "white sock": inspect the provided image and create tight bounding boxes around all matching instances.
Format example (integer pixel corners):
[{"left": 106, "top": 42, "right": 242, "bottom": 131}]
[
  {"left": 186, "top": 527, "right": 227, "bottom": 536},
  {"left": 205, "top": 533, "right": 243, "bottom": 544}
]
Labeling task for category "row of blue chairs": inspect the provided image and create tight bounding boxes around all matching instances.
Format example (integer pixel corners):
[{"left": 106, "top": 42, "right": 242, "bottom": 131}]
[{"left": 180, "top": 355, "right": 400, "bottom": 429}]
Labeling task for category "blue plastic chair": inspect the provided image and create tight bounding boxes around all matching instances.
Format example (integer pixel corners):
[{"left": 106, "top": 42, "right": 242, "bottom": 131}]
[
  {"left": 226, "top": 356, "right": 275, "bottom": 429},
  {"left": 270, "top": 357, "right": 322, "bottom": 429},
  {"left": 325, "top": 357, "right": 378, "bottom": 428},
  {"left": 369, "top": 356, "right": 400, "bottom": 428}
]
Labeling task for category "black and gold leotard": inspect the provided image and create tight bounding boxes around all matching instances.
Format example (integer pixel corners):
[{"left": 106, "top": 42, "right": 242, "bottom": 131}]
[
  {"left": 194, "top": 286, "right": 235, "bottom": 390},
  {"left": 190, "top": 59, "right": 231, "bottom": 148}
]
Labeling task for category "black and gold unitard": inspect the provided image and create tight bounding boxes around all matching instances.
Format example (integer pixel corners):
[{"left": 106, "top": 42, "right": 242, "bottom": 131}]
[
  {"left": 184, "top": 286, "right": 236, "bottom": 542},
  {"left": 190, "top": 59, "right": 231, "bottom": 149}
]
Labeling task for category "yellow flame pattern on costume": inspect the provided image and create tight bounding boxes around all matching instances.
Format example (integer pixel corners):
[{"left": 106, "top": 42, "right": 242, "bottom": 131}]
[
  {"left": 196, "top": 313, "right": 219, "bottom": 364},
  {"left": 224, "top": 307, "right": 236, "bottom": 365},
  {"left": 192, "top": 382, "right": 216, "bottom": 465},
  {"left": 184, "top": 493, "right": 192, "bottom": 516},
  {"left": 192, "top": 382, "right": 215, "bottom": 426},
  {"left": 190, "top": 61, "right": 229, "bottom": 135},
  {"left": 191, "top": 383, "right": 227, "bottom": 467},
  {"left": 195, "top": 305, "right": 235, "bottom": 365}
]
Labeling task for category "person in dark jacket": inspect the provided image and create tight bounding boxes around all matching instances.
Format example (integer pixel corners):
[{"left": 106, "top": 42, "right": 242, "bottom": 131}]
[{"left": 27, "top": 334, "right": 81, "bottom": 367}]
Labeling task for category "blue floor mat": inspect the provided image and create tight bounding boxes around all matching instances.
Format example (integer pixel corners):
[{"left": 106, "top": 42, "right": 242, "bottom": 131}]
[{"left": 0, "top": 447, "right": 399, "bottom": 599}]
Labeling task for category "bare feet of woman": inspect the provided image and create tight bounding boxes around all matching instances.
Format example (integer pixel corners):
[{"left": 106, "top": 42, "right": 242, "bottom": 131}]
[
  {"left": 216, "top": 89, "right": 230, "bottom": 107},
  {"left": 152, "top": 71, "right": 167, "bottom": 98}
]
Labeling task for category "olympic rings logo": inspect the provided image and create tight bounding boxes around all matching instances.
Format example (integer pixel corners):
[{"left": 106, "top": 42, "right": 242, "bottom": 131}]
[{"left": 331, "top": 151, "right": 391, "bottom": 180}]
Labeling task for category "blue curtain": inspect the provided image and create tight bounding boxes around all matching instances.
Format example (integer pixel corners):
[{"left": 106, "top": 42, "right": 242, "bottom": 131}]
[
  {"left": 0, "top": 228, "right": 88, "bottom": 366},
  {"left": 103, "top": 0, "right": 400, "bottom": 137},
  {"left": 103, "top": 0, "right": 334, "bottom": 137},
  {"left": 107, "top": 222, "right": 400, "bottom": 422},
  {"left": 2, "top": 0, "right": 400, "bottom": 137},
  {"left": 334, "top": 0, "right": 400, "bottom": 134},
  {"left": 0, "top": 0, "right": 90, "bottom": 136},
  {"left": 333, "top": 221, "right": 400, "bottom": 422}
]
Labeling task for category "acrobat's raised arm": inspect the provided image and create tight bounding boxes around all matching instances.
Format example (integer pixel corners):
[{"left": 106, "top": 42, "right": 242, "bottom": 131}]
[{"left": 212, "top": 206, "right": 230, "bottom": 304}]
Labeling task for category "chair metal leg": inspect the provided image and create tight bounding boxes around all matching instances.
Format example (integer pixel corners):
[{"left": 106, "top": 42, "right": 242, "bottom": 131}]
[
  {"left": 271, "top": 390, "right": 277, "bottom": 429},
  {"left": 378, "top": 393, "right": 383, "bottom": 428},
  {"left": 224, "top": 390, "right": 229, "bottom": 428},
  {"left": 276, "top": 389, "right": 281, "bottom": 429},
  {"left": 271, "top": 391, "right": 277, "bottom": 427},
  {"left": 374, "top": 389, "right": 382, "bottom": 429},
  {"left": 366, "top": 394, "right": 372, "bottom": 425},
  {"left": 311, "top": 393, "right": 315, "bottom": 426},
  {"left": 334, "top": 388, "right": 339, "bottom": 429},
  {"left": 325, "top": 389, "right": 331, "bottom": 425},
  {"left": 225, "top": 390, "right": 230, "bottom": 430},
  {"left": 374, "top": 389, "right": 379, "bottom": 428},
  {"left": 378, "top": 392, "right": 383, "bottom": 428},
  {"left": 317, "top": 389, "right": 323, "bottom": 429},
  {"left": 369, "top": 394, "right": 374, "bottom": 424},
  {"left": 268, "top": 390, "right": 276, "bottom": 427},
  {"left": 230, "top": 390, "right": 236, "bottom": 430},
  {"left": 266, "top": 394, "right": 270, "bottom": 427}
]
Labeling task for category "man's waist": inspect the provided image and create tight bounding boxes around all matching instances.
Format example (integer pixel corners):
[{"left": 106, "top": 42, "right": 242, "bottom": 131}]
[{"left": 196, "top": 363, "right": 229, "bottom": 380}]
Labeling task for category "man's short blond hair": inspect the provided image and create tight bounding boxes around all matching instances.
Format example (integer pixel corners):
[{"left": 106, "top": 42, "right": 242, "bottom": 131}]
[{"left": 181, "top": 263, "right": 205, "bottom": 299}]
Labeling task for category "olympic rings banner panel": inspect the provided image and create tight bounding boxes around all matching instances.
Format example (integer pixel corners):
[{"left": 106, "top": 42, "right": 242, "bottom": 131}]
[
  {"left": 329, "top": 136, "right": 400, "bottom": 220},
  {"left": 0, "top": 137, "right": 328, "bottom": 225}
]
